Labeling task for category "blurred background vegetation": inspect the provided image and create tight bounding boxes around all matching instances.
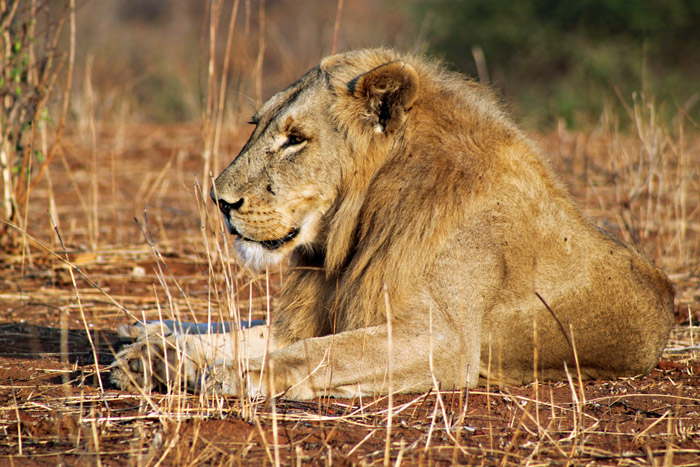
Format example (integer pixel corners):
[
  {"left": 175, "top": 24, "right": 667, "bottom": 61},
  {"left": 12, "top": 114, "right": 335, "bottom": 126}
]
[
  {"left": 414, "top": 0, "right": 700, "bottom": 127},
  {"left": 4, "top": 0, "right": 700, "bottom": 128},
  {"left": 60, "top": 0, "right": 698, "bottom": 128}
]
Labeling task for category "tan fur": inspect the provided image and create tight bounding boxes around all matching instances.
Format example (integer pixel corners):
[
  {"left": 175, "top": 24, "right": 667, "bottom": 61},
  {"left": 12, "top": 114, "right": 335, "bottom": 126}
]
[{"left": 112, "top": 49, "right": 674, "bottom": 399}]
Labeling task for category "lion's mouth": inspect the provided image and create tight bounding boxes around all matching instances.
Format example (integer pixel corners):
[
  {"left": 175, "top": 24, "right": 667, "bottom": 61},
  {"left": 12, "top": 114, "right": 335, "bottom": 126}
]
[
  {"left": 224, "top": 217, "right": 300, "bottom": 250},
  {"left": 257, "top": 228, "right": 300, "bottom": 250}
]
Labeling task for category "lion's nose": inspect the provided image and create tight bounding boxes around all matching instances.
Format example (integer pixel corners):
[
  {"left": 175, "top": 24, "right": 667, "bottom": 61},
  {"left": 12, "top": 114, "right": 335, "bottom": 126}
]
[
  {"left": 216, "top": 197, "right": 244, "bottom": 216},
  {"left": 210, "top": 184, "right": 245, "bottom": 214}
]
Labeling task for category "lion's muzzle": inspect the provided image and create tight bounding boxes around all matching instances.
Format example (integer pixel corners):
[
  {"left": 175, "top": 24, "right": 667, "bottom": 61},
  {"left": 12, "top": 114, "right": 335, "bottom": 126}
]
[{"left": 211, "top": 190, "right": 301, "bottom": 251}]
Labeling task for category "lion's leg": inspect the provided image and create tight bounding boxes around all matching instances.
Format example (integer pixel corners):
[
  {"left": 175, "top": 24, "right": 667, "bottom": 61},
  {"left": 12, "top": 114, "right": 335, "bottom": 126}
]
[
  {"left": 110, "top": 322, "right": 274, "bottom": 393},
  {"left": 206, "top": 318, "right": 480, "bottom": 400}
]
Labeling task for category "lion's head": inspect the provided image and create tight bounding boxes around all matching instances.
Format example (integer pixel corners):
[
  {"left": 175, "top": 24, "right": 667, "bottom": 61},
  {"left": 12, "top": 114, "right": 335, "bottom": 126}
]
[{"left": 212, "top": 49, "right": 420, "bottom": 270}]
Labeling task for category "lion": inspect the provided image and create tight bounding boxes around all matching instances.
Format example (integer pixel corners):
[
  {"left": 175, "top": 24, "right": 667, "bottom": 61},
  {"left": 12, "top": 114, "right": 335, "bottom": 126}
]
[{"left": 111, "top": 48, "right": 674, "bottom": 400}]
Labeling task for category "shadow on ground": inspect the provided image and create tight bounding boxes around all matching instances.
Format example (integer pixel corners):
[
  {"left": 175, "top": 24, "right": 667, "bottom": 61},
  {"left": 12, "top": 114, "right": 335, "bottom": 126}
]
[{"left": 0, "top": 323, "right": 125, "bottom": 388}]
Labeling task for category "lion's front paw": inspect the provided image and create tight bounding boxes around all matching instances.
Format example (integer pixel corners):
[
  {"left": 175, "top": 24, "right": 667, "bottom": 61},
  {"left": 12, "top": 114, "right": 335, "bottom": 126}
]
[{"left": 110, "top": 333, "right": 200, "bottom": 393}]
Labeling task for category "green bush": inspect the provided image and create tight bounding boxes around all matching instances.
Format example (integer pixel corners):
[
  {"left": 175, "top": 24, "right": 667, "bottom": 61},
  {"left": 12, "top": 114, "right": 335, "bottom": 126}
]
[{"left": 411, "top": 0, "right": 700, "bottom": 127}]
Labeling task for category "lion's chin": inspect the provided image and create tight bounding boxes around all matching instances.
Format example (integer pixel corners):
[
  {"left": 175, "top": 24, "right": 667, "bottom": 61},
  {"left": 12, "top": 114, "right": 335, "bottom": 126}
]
[
  {"left": 234, "top": 239, "right": 290, "bottom": 270},
  {"left": 223, "top": 218, "right": 300, "bottom": 269},
  {"left": 229, "top": 211, "right": 323, "bottom": 270}
]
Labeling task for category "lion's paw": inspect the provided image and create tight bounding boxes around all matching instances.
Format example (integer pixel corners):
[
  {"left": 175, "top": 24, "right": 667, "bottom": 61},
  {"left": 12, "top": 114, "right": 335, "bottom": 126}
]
[{"left": 110, "top": 333, "right": 199, "bottom": 393}]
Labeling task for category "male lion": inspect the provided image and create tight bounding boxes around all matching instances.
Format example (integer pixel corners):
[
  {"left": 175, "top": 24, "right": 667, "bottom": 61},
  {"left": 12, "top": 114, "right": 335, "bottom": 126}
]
[{"left": 112, "top": 48, "right": 674, "bottom": 400}]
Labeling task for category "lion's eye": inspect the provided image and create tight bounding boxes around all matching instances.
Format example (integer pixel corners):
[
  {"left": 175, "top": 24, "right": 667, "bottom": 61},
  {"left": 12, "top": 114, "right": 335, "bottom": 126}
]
[{"left": 283, "top": 133, "right": 306, "bottom": 148}]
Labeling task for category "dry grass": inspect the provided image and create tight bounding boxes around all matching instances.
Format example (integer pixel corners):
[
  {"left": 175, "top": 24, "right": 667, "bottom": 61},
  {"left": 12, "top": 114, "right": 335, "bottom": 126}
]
[{"left": 0, "top": 95, "right": 698, "bottom": 465}]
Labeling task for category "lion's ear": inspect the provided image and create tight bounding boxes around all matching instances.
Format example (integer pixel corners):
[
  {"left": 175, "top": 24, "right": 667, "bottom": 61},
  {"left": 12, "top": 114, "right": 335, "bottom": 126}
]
[{"left": 350, "top": 61, "right": 419, "bottom": 134}]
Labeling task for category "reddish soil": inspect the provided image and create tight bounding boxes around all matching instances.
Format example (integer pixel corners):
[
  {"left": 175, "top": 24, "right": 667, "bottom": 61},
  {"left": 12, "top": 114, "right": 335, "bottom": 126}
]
[{"left": 1, "top": 125, "right": 698, "bottom": 465}]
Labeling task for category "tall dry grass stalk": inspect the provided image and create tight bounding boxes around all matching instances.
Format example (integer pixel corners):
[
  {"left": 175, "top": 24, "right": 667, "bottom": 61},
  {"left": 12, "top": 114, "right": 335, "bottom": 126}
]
[
  {"left": 383, "top": 284, "right": 393, "bottom": 467},
  {"left": 201, "top": 0, "right": 240, "bottom": 200},
  {"left": 331, "top": 0, "right": 344, "bottom": 55},
  {"left": 253, "top": 0, "right": 266, "bottom": 107}
]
